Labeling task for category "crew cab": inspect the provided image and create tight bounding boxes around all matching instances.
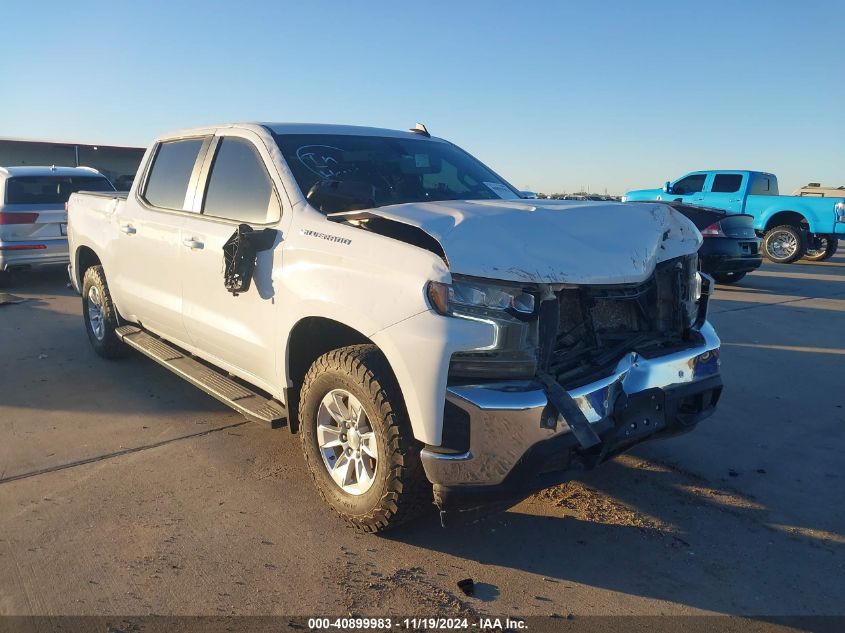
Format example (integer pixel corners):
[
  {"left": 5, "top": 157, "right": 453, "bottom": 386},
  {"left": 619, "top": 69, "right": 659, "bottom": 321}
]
[
  {"left": 0, "top": 165, "right": 114, "bottom": 285},
  {"left": 624, "top": 170, "right": 845, "bottom": 263},
  {"left": 68, "top": 123, "right": 722, "bottom": 531}
]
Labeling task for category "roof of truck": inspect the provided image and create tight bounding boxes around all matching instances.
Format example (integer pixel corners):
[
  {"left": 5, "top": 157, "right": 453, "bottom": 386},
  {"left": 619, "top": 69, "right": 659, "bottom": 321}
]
[
  {"left": 0, "top": 165, "right": 106, "bottom": 178},
  {"left": 262, "top": 122, "right": 441, "bottom": 140}
]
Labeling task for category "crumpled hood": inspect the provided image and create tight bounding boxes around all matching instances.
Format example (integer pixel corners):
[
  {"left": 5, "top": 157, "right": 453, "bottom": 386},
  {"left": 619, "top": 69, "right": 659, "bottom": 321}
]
[{"left": 363, "top": 199, "right": 701, "bottom": 285}]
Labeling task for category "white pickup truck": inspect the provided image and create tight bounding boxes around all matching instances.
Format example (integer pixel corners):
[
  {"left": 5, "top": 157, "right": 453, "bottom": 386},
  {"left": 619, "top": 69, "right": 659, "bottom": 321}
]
[{"left": 68, "top": 122, "right": 723, "bottom": 531}]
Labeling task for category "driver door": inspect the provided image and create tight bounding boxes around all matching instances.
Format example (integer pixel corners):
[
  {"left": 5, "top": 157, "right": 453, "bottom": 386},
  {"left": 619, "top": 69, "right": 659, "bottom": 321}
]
[{"left": 669, "top": 173, "right": 708, "bottom": 205}]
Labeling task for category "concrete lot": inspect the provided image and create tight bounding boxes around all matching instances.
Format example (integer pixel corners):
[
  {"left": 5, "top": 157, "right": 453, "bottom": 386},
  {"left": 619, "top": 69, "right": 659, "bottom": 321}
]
[{"left": 1, "top": 256, "right": 844, "bottom": 618}]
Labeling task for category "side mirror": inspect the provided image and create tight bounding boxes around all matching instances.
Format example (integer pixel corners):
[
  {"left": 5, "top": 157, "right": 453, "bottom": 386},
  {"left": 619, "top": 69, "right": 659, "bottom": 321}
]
[
  {"left": 306, "top": 179, "right": 376, "bottom": 213},
  {"left": 663, "top": 181, "right": 672, "bottom": 194}
]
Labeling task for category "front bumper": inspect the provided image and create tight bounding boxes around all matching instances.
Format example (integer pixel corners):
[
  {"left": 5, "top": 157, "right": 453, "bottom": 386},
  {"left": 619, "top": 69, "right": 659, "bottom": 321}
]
[
  {"left": 0, "top": 238, "right": 68, "bottom": 271},
  {"left": 422, "top": 321, "right": 722, "bottom": 521},
  {"left": 699, "top": 237, "right": 762, "bottom": 276}
]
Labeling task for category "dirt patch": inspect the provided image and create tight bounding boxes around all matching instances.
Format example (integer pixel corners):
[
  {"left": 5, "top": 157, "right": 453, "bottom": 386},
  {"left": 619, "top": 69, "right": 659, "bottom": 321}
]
[
  {"left": 336, "top": 555, "right": 478, "bottom": 616},
  {"left": 536, "top": 480, "right": 671, "bottom": 533}
]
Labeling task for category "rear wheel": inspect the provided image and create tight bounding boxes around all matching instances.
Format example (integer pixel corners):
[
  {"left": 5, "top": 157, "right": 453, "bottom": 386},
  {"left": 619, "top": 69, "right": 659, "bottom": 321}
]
[
  {"left": 762, "top": 225, "right": 806, "bottom": 264},
  {"left": 713, "top": 271, "right": 746, "bottom": 284},
  {"left": 299, "top": 344, "right": 430, "bottom": 533},
  {"left": 804, "top": 236, "right": 838, "bottom": 262},
  {"left": 81, "top": 265, "right": 128, "bottom": 359}
]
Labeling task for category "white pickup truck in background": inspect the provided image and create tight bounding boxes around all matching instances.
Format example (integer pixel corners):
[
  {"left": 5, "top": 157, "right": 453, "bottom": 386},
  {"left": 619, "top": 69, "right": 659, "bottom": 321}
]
[{"left": 67, "top": 122, "right": 723, "bottom": 531}]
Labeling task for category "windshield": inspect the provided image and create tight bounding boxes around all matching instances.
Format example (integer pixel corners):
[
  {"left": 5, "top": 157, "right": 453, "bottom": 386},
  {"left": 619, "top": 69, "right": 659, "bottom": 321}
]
[
  {"left": 5, "top": 176, "right": 115, "bottom": 204},
  {"left": 273, "top": 133, "right": 520, "bottom": 210}
]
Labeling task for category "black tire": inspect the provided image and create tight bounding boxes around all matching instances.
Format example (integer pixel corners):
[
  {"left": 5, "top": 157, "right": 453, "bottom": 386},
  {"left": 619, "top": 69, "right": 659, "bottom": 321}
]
[
  {"left": 299, "top": 344, "right": 431, "bottom": 533},
  {"left": 804, "top": 236, "right": 838, "bottom": 262},
  {"left": 81, "top": 265, "right": 128, "bottom": 359},
  {"left": 762, "top": 225, "right": 806, "bottom": 264},
  {"left": 712, "top": 271, "right": 746, "bottom": 284}
]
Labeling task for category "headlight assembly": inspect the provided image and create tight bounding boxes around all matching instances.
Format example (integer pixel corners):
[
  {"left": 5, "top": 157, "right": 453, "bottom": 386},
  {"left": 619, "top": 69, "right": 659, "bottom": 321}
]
[{"left": 427, "top": 275, "right": 540, "bottom": 379}]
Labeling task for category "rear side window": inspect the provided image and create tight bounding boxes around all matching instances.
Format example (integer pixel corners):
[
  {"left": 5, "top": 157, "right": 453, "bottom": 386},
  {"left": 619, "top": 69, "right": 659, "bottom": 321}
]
[
  {"left": 5, "top": 176, "right": 114, "bottom": 204},
  {"left": 202, "top": 138, "right": 277, "bottom": 223},
  {"left": 711, "top": 174, "right": 743, "bottom": 193},
  {"left": 750, "top": 175, "right": 778, "bottom": 196},
  {"left": 673, "top": 174, "right": 706, "bottom": 194},
  {"left": 143, "top": 139, "right": 204, "bottom": 210}
]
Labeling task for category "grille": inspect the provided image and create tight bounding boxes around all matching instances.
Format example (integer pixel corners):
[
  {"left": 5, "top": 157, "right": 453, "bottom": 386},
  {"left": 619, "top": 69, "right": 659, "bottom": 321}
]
[{"left": 548, "top": 254, "right": 697, "bottom": 388}]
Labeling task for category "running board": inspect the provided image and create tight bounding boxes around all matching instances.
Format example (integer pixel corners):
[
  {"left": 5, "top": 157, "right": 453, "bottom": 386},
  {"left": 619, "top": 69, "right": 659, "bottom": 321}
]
[{"left": 115, "top": 325, "right": 286, "bottom": 428}]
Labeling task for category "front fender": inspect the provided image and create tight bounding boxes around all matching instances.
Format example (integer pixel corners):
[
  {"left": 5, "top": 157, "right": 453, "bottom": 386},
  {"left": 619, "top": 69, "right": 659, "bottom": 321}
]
[{"left": 371, "top": 311, "right": 494, "bottom": 446}]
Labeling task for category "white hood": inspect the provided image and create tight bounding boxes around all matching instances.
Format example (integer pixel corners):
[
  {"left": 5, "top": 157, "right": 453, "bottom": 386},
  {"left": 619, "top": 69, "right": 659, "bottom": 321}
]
[{"left": 362, "top": 199, "right": 702, "bottom": 285}]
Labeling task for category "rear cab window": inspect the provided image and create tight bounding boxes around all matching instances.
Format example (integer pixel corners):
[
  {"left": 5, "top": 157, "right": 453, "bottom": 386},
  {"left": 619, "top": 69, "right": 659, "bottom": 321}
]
[
  {"left": 142, "top": 139, "right": 205, "bottom": 210},
  {"left": 201, "top": 137, "right": 280, "bottom": 224},
  {"left": 4, "top": 176, "right": 114, "bottom": 205},
  {"left": 750, "top": 174, "right": 779, "bottom": 196}
]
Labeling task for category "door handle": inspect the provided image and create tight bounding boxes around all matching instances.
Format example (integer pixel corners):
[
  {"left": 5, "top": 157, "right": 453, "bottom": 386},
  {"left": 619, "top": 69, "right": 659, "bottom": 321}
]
[
  {"left": 182, "top": 238, "right": 204, "bottom": 250},
  {"left": 120, "top": 224, "right": 136, "bottom": 235}
]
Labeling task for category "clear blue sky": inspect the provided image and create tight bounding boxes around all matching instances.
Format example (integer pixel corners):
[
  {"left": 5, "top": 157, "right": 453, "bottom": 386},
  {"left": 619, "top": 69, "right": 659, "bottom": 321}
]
[{"left": 2, "top": 0, "right": 843, "bottom": 194}]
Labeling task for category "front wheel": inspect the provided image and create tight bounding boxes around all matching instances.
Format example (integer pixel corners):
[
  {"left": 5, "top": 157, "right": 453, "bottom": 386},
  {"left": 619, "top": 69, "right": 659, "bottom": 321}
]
[
  {"left": 298, "top": 344, "right": 431, "bottom": 533},
  {"left": 804, "top": 236, "right": 838, "bottom": 262},
  {"left": 713, "top": 271, "right": 746, "bottom": 284},
  {"left": 762, "top": 225, "right": 806, "bottom": 264}
]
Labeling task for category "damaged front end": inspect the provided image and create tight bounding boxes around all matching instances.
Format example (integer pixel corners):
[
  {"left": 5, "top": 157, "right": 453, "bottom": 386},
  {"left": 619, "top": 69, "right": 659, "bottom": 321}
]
[{"left": 420, "top": 253, "right": 722, "bottom": 525}]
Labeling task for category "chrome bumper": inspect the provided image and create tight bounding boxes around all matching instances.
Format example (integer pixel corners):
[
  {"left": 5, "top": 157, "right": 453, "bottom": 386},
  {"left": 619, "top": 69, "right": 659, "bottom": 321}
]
[{"left": 421, "top": 321, "right": 721, "bottom": 487}]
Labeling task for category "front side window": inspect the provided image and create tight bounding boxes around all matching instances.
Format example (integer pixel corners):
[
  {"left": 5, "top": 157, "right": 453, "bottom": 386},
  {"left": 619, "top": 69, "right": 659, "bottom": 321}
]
[
  {"left": 5, "top": 176, "right": 114, "bottom": 204},
  {"left": 143, "top": 139, "right": 204, "bottom": 210},
  {"left": 711, "top": 174, "right": 743, "bottom": 193},
  {"left": 202, "top": 138, "right": 277, "bottom": 223},
  {"left": 272, "top": 133, "right": 520, "bottom": 212},
  {"left": 673, "top": 174, "right": 707, "bottom": 195}
]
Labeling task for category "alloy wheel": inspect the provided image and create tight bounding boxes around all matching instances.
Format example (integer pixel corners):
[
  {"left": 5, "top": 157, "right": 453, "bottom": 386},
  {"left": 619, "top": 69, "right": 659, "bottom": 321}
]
[{"left": 316, "top": 389, "right": 379, "bottom": 495}]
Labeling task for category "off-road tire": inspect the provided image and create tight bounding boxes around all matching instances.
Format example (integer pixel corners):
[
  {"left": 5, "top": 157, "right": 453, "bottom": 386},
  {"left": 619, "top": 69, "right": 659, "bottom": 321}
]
[
  {"left": 762, "top": 225, "right": 806, "bottom": 264},
  {"left": 804, "top": 237, "right": 838, "bottom": 262},
  {"left": 712, "top": 271, "right": 747, "bottom": 284},
  {"left": 81, "top": 265, "right": 128, "bottom": 359},
  {"left": 299, "top": 344, "right": 431, "bottom": 533}
]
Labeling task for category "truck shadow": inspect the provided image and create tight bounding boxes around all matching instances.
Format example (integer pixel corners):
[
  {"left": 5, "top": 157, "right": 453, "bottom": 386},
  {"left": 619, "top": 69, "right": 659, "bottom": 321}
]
[
  {"left": 389, "top": 454, "right": 843, "bottom": 616},
  {"left": 0, "top": 269, "right": 236, "bottom": 418}
]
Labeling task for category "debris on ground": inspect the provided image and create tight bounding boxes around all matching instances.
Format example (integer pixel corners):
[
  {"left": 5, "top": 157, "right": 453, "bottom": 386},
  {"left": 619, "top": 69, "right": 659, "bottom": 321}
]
[{"left": 456, "top": 578, "right": 474, "bottom": 596}]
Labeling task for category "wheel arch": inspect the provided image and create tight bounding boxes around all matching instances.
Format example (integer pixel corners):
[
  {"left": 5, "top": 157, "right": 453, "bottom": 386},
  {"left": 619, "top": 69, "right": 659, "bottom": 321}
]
[
  {"left": 284, "top": 316, "right": 405, "bottom": 434},
  {"left": 763, "top": 210, "right": 809, "bottom": 233},
  {"left": 74, "top": 245, "right": 102, "bottom": 289}
]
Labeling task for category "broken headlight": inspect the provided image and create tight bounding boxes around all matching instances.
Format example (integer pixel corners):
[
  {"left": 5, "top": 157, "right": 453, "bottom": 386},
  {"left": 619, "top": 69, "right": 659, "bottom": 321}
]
[
  {"left": 683, "top": 254, "right": 705, "bottom": 327},
  {"left": 427, "top": 276, "right": 540, "bottom": 379}
]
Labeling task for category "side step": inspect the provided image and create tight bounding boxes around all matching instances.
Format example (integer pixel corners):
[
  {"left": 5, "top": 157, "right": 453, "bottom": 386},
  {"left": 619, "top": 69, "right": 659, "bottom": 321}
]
[{"left": 115, "top": 325, "right": 286, "bottom": 428}]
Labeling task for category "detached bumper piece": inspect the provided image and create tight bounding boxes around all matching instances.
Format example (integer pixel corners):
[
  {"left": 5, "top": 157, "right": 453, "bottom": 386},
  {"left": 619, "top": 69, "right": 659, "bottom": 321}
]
[{"left": 422, "top": 322, "right": 722, "bottom": 526}]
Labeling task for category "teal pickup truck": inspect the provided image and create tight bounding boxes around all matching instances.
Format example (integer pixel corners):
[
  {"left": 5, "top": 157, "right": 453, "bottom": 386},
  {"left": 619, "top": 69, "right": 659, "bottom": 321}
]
[{"left": 624, "top": 170, "right": 845, "bottom": 263}]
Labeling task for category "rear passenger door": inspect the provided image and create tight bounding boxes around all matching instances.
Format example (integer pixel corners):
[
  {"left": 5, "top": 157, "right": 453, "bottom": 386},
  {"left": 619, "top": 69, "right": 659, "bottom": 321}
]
[
  {"left": 180, "top": 133, "right": 284, "bottom": 389},
  {"left": 115, "top": 137, "right": 210, "bottom": 342},
  {"left": 702, "top": 172, "right": 746, "bottom": 213}
]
